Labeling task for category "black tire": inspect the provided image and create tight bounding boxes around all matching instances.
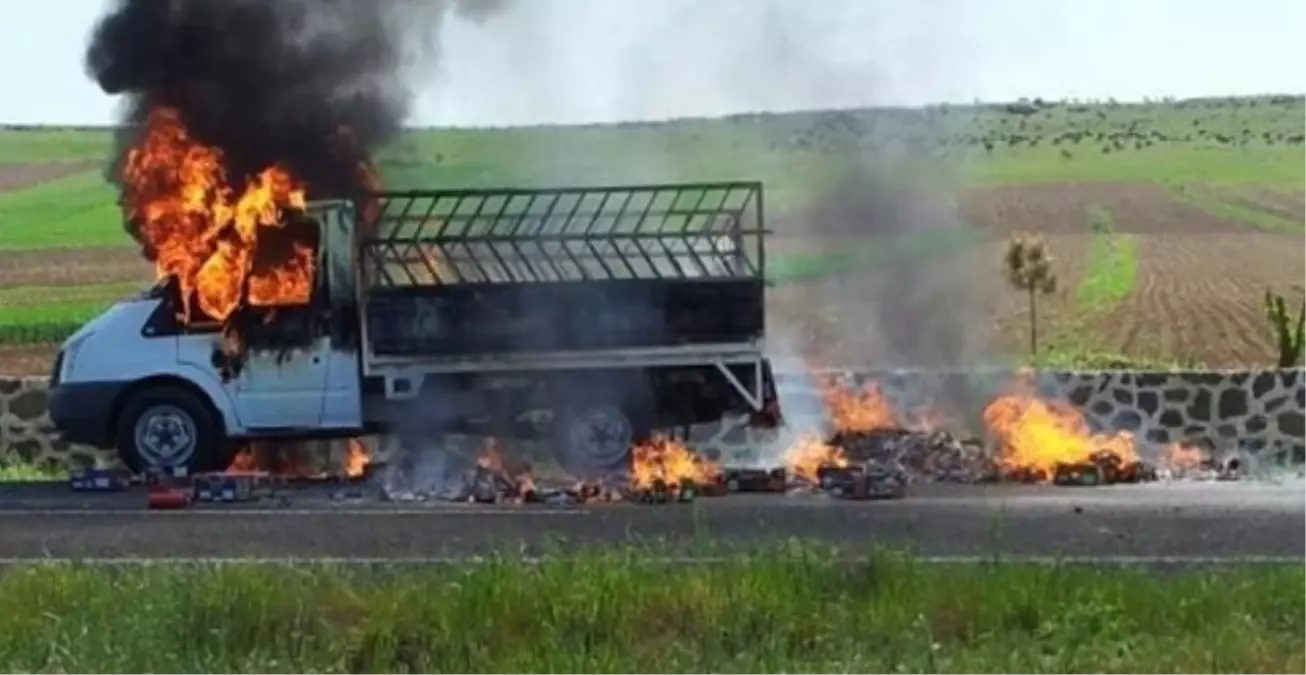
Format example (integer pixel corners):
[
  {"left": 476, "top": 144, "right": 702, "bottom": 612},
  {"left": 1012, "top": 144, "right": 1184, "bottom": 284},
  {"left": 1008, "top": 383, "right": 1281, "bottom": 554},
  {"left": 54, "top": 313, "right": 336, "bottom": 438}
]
[
  {"left": 551, "top": 394, "right": 653, "bottom": 472},
  {"left": 114, "top": 385, "right": 227, "bottom": 474}
]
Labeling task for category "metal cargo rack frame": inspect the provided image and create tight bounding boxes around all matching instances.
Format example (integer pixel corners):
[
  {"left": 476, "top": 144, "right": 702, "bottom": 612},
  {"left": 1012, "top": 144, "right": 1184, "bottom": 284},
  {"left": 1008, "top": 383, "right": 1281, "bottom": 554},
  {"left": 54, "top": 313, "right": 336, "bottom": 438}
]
[{"left": 355, "top": 181, "right": 772, "bottom": 409}]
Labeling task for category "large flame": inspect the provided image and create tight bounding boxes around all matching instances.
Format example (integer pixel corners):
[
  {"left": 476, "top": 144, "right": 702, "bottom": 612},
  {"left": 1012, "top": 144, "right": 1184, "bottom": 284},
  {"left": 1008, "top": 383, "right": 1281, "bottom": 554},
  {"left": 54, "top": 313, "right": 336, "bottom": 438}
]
[
  {"left": 819, "top": 378, "right": 947, "bottom": 433},
  {"left": 121, "top": 106, "right": 312, "bottom": 323},
  {"left": 982, "top": 394, "right": 1139, "bottom": 478},
  {"left": 820, "top": 380, "right": 900, "bottom": 432},
  {"left": 629, "top": 435, "right": 721, "bottom": 491},
  {"left": 783, "top": 433, "right": 848, "bottom": 484}
]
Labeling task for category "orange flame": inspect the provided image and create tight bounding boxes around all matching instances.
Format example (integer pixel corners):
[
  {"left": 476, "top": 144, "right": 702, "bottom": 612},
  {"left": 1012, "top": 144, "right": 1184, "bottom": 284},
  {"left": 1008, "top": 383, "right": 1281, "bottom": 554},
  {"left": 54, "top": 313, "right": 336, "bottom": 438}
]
[
  {"left": 343, "top": 439, "right": 371, "bottom": 479},
  {"left": 629, "top": 435, "right": 721, "bottom": 491},
  {"left": 819, "top": 379, "right": 947, "bottom": 433},
  {"left": 982, "top": 394, "right": 1139, "bottom": 478},
  {"left": 121, "top": 106, "right": 312, "bottom": 323},
  {"left": 476, "top": 440, "right": 537, "bottom": 502},
  {"left": 783, "top": 433, "right": 849, "bottom": 484},
  {"left": 223, "top": 440, "right": 323, "bottom": 478},
  {"left": 1159, "top": 443, "right": 1206, "bottom": 473},
  {"left": 821, "top": 380, "right": 900, "bottom": 432},
  {"left": 225, "top": 446, "right": 259, "bottom": 474}
]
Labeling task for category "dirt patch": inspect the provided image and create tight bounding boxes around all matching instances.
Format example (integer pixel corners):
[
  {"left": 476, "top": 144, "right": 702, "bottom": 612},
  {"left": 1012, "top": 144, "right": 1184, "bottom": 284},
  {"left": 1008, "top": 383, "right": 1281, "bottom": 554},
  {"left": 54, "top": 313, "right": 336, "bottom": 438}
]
[
  {"left": 1196, "top": 184, "right": 1306, "bottom": 224},
  {"left": 0, "top": 344, "right": 59, "bottom": 377},
  {"left": 0, "top": 246, "right": 151, "bottom": 288},
  {"left": 0, "top": 161, "right": 97, "bottom": 193},
  {"left": 960, "top": 182, "right": 1245, "bottom": 234}
]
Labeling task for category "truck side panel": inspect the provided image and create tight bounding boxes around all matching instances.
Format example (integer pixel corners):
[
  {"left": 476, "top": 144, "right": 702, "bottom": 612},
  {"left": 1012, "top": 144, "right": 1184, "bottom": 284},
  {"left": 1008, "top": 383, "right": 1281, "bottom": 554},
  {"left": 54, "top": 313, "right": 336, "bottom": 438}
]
[{"left": 365, "top": 279, "right": 764, "bottom": 356}]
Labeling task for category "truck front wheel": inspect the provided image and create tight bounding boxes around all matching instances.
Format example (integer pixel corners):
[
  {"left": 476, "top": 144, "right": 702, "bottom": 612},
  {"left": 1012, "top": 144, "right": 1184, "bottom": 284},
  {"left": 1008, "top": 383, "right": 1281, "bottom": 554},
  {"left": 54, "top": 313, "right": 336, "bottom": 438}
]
[{"left": 114, "top": 386, "right": 226, "bottom": 474}]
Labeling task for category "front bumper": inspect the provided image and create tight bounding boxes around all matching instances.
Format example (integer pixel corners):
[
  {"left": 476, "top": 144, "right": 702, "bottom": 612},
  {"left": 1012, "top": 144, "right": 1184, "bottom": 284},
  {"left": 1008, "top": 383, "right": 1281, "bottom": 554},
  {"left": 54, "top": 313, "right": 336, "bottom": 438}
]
[{"left": 48, "top": 381, "right": 127, "bottom": 448}]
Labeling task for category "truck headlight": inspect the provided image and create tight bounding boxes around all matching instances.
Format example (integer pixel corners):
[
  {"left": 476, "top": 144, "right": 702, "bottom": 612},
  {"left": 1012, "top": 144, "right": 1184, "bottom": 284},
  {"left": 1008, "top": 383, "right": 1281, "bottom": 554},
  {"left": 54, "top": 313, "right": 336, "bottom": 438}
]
[{"left": 60, "top": 333, "right": 92, "bottom": 380}]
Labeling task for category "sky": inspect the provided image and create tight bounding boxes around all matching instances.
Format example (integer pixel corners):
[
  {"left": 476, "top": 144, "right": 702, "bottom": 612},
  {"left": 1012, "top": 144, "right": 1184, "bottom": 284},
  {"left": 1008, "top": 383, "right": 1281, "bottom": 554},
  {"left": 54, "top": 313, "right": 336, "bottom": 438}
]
[{"left": 0, "top": 0, "right": 1302, "bottom": 127}]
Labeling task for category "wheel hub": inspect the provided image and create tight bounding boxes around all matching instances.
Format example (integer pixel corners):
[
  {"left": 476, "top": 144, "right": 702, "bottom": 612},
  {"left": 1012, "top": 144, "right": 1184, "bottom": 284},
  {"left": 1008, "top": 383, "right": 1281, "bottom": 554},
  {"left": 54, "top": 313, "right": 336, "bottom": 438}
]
[
  {"left": 564, "top": 405, "right": 632, "bottom": 470},
  {"left": 133, "top": 405, "right": 198, "bottom": 468}
]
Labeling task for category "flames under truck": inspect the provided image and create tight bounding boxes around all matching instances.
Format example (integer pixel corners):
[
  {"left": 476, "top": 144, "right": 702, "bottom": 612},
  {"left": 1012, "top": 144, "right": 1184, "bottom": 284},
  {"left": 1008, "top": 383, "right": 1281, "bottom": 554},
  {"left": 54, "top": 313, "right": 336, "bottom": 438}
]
[{"left": 47, "top": 182, "right": 782, "bottom": 474}]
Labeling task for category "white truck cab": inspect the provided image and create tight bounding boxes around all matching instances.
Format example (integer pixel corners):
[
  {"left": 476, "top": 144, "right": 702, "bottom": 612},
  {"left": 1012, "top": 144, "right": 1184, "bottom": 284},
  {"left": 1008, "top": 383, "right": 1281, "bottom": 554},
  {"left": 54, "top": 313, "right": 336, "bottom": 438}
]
[{"left": 48, "top": 200, "right": 364, "bottom": 472}]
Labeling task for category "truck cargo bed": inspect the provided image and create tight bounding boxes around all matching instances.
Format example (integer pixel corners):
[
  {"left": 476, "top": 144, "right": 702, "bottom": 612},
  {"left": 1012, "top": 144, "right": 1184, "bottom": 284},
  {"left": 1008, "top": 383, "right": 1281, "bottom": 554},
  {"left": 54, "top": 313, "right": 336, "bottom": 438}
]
[{"left": 358, "top": 182, "right": 767, "bottom": 357}]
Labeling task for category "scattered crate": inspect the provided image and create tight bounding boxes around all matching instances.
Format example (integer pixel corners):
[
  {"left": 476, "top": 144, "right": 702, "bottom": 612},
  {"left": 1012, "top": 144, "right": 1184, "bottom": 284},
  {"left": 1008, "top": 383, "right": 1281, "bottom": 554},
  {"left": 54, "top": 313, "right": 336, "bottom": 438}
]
[
  {"left": 193, "top": 472, "right": 272, "bottom": 503},
  {"left": 146, "top": 484, "right": 193, "bottom": 510},
  {"left": 723, "top": 467, "right": 787, "bottom": 493},
  {"left": 817, "top": 465, "right": 905, "bottom": 500},
  {"left": 698, "top": 474, "right": 730, "bottom": 497},
  {"left": 142, "top": 466, "right": 191, "bottom": 486},
  {"left": 1054, "top": 453, "right": 1159, "bottom": 486},
  {"left": 1053, "top": 462, "right": 1103, "bottom": 486},
  {"left": 69, "top": 468, "right": 131, "bottom": 493},
  {"left": 632, "top": 479, "right": 698, "bottom": 504}
]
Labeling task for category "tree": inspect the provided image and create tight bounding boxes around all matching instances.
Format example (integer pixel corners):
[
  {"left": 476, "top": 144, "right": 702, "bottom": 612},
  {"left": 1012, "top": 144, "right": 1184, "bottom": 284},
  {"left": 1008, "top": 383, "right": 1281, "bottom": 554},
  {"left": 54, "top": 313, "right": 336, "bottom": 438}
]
[
  {"left": 1004, "top": 235, "right": 1059, "bottom": 358},
  {"left": 1264, "top": 288, "right": 1305, "bottom": 367}
]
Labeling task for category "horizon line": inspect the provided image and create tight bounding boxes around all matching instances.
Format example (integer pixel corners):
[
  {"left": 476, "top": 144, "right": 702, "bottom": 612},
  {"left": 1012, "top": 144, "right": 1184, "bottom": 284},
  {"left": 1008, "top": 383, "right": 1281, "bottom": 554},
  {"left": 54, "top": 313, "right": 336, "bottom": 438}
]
[{"left": 2, "top": 92, "right": 1302, "bottom": 132}]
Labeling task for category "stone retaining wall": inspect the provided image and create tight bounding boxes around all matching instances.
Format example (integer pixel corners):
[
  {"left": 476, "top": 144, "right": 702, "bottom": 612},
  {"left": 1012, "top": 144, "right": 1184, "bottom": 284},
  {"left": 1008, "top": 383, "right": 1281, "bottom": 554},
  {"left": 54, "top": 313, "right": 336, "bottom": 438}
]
[{"left": 2, "top": 369, "right": 1302, "bottom": 471}]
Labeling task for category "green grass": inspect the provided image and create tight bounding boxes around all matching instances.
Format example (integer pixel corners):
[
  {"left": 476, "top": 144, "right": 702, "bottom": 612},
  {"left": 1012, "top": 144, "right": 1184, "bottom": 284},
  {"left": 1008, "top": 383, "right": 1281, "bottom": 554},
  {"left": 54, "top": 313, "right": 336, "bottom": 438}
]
[
  {"left": 0, "top": 550, "right": 1300, "bottom": 673},
  {"left": 0, "top": 282, "right": 139, "bottom": 345},
  {"left": 0, "top": 462, "right": 63, "bottom": 482},
  {"left": 0, "top": 128, "right": 110, "bottom": 164},
  {"left": 0, "top": 170, "right": 123, "bottom": 250},
  {"left": 1027, "top": 342, "right": 1207, "bottom": 371},
  {"left": 1075, "top": 205, "right": 1139, "bottom": 314},
  {"left": 767, "top": 229, "right": 980, "bottom": 282}
]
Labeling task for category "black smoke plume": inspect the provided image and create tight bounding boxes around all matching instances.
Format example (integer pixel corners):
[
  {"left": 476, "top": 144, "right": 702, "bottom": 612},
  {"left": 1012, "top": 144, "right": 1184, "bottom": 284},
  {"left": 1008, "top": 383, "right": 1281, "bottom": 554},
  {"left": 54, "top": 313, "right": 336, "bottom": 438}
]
[{"left": 85, "top": 0, "right": 507, "bottom": 206}]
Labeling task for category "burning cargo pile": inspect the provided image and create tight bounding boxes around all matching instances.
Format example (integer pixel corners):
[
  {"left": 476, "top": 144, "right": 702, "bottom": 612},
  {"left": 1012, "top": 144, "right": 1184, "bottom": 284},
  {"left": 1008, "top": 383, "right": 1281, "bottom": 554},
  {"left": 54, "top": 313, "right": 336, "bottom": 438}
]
[
  {"left": 372, "top": 377, "right": 1244, "bottom": 507},
  {"left": 769, "top": 377, "right": 1239, "bottom": 493}
]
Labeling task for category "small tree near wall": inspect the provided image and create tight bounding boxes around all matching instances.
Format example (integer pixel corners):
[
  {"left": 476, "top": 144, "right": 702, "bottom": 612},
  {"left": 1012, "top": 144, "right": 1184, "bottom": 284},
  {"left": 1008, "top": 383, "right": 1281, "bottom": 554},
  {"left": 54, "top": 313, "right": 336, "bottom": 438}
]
[
  {"left": 1264, "top": 288, "right": 1305, "bottom": 367},
  {"left": 1004, "top": 234, "right": 1059, "bottom": 358}
]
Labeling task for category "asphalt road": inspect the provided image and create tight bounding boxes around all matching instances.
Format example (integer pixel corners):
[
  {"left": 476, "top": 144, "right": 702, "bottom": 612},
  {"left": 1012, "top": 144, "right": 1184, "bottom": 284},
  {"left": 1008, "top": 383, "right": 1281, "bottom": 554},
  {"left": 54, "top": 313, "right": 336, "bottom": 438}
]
[{"left": 1, "top": 479, "right": 1302, "bottom": 561}]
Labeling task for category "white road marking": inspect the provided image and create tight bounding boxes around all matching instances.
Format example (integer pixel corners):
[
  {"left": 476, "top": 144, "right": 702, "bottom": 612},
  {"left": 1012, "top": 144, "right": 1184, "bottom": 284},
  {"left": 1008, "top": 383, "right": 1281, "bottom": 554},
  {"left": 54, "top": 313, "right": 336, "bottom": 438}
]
[{"left": 0, "top": 555, "right": 1299, "bottom": 566}]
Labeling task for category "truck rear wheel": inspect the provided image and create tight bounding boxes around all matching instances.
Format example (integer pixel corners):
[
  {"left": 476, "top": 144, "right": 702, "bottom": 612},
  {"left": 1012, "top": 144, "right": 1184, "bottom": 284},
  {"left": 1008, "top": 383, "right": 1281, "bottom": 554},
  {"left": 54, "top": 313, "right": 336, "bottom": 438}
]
[
  {"left": 553, "top": 400, "right": 651, "bottom": 476},
  {"left": 115, "top": 385, "right": 226, "bottom": 475}
]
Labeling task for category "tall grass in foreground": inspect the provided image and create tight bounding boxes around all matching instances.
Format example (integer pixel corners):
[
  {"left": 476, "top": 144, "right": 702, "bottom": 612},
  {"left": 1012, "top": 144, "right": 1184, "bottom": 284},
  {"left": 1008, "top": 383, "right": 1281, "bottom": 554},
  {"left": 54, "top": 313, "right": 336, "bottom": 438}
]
[{"left": 0, "top": 552, "right": 1300, "bottom": 673}]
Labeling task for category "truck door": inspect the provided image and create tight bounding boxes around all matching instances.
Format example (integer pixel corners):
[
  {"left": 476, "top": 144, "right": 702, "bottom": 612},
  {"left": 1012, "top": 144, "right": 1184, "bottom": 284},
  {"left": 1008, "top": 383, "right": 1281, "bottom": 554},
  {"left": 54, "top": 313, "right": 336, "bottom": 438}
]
[
  {"left": 232, "top": 202, "right": 362, "bottom": 432},
  {"left": 233, "top": 337, "right": 333, "bottom": 430}
]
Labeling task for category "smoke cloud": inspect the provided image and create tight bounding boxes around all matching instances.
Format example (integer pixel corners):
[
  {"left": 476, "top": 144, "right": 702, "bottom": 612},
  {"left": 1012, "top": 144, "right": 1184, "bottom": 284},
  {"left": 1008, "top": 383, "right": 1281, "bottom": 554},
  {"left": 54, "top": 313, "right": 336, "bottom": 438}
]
[{"left": 84, "top": 0, "right": 509, "bottom": 203}]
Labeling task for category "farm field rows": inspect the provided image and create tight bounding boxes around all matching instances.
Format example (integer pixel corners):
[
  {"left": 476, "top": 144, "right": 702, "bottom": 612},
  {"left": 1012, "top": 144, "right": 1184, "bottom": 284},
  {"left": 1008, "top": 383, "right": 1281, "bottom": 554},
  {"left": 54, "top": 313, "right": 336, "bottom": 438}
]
[{"left": 0, "top": 96, "right": 1302, "bottom": 373}]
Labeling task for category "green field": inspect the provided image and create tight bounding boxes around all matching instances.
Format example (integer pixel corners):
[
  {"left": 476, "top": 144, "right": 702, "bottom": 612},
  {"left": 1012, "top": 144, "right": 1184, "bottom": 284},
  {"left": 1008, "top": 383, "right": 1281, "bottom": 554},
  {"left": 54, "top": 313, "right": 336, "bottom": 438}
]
[
  {"left": 0, "top": 549, "right": 1300, "bottom": 673},
  {"left": 0, "top": 95, "right": 1303, "bottom": 369}
]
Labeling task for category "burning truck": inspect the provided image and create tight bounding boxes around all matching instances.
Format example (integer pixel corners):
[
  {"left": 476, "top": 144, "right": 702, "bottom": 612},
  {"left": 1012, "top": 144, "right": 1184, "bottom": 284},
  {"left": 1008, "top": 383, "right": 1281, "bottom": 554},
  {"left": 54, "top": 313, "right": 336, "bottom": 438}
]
[{"left": 47, "top": 109, "right": 782, "bottom": 477}]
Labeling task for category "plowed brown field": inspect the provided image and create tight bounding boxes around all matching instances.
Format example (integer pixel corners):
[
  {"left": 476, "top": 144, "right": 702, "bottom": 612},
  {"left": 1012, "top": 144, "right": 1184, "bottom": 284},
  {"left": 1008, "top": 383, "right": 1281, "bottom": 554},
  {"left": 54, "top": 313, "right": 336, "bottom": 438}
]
[
  {"left": 1077, "top": 232, "right": 1303, "bottom": 365},
  {"left": 0, "top": 246, "right": 150, "bottom": 287},
  {"left": 0, "top": 161, "right": 95, "bottom": 192},
  {"left": 959, "top": 181, "right": 1250, "bottom": 234}
]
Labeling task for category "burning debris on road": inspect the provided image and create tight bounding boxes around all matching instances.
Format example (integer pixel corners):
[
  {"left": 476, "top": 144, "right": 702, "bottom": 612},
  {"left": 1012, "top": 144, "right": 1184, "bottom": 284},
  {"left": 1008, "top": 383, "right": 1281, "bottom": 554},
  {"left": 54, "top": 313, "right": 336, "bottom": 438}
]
[
  {"left": 381, "top": 437, "right": 719, "bottom": 506},
  {"left": 226, "top": 438, "right": 373, "bottom": 482},
  {"left": 381, "top": 441, "right": 626, "bottom": 506},
  {"left": 361, "top": 377, "right": 1252, "bottom": 507}
]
